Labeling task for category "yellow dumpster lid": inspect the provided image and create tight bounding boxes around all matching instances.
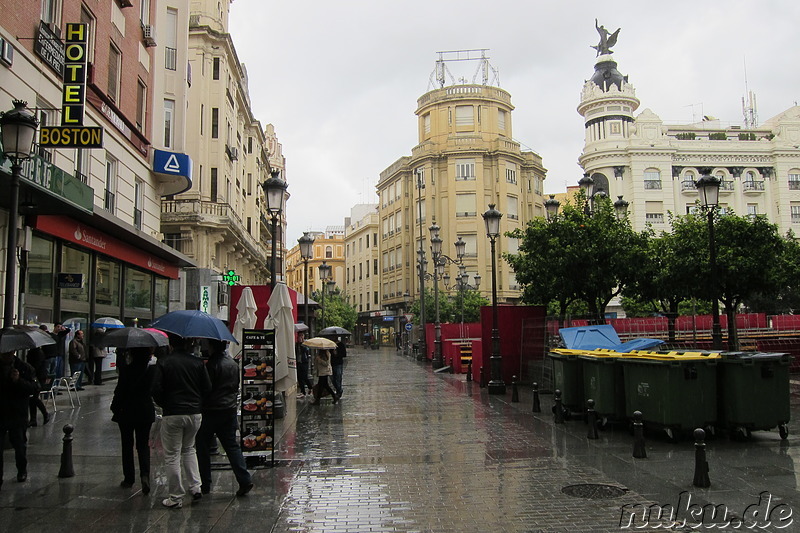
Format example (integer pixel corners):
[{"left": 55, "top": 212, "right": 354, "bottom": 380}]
[{"left": 620, "top": 350, "right": 721, "bottom": 361}]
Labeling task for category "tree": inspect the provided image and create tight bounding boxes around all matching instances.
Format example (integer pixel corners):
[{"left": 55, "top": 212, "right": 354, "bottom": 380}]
[
  {"left": 507, "top": 191, "right": 647, "bottom": 324},
  {"left": 743, "top": 232, "right": 800, "bottom": 315},
  {"left": 312, "top": 288, "right": 358, "bottom": 332}
]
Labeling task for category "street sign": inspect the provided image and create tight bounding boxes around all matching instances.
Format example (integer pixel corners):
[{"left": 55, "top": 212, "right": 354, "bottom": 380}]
[
  {"left": 405, "top": 323, "right": 413, "bottom": 332},
  {"left": 404, "top": 314, "right": 413, "bottom": 322}
]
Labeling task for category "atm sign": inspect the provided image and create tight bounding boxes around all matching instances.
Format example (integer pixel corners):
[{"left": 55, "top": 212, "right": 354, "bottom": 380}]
[{"left": 40, "top": 126, "right": 103, "bottom": 148}]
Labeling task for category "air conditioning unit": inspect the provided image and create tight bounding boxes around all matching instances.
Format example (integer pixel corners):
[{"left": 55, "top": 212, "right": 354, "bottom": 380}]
[
  {"left": 142, "top": 24, "right": 157, "bottom": 47},
  {"left": 228, "top": 146, "right": 238, "bottom": 160},
  {"left": 217, "top": 290, "right": 229, "bottom": 306}
]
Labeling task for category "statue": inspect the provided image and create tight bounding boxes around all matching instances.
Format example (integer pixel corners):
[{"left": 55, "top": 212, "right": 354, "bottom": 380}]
[{"left": 591, "top": 19, "right": 620, "bottom": 56}]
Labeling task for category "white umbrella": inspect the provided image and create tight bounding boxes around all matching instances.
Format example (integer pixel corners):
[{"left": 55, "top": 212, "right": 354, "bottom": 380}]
[
  {"left": 233, "top": 286, "right": 258, "bottom": 356},
  {"left": 264, "top": 282, "right": 295, "bottom": 385}
]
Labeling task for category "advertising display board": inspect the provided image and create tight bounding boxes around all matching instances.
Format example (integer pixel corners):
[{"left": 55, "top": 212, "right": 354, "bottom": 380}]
[{"left": 240, "top": 328, "right": 275, "bottom": 466}]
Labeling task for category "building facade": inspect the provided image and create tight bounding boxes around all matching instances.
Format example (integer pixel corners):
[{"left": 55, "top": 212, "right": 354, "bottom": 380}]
[
  {"left": 577, "top": 47, "right": 800, "bottom": 234},
  {"left": 343, "top": 204, "right": 380, "bottom": 342},
  {"left": 0, "top": 0, "right": 193, "bottom": 333},
  {"left": 159, "top": 0, "right": 286, "bottom": 319},
  {"left": 376, "top": 76, "right": 548, "bottom": 340}
]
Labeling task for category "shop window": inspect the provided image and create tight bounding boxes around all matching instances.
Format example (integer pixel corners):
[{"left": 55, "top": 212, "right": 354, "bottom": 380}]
[
  {"left": 28, "top": 235, "right": 54, "bottom": 297},
  {"left": 95, "top": 256, "right": 121, "bottom": 307},
  {"left": 154, "top": 277, "right": 169, "bottom": 318},
  {"left": 125, "top": 267, "right": 152, "bottom": 314},
  {"left": 61, "top": 245, "right": 91, "bottom": 304}
]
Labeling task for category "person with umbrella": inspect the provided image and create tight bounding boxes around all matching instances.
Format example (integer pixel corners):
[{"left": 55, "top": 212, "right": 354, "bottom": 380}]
[
  {"left": 304, "top": 337, "right": 337, "bottom": 405},
  {"left": 295, "top": 332, "right": 313, "bottom": 398},
  {"left": 0, "top": 349, "right": 39, "bottom": 487}
]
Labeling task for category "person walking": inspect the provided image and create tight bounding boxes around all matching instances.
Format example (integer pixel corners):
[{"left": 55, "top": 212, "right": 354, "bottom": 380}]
[
  {"left": 0, "top": 350, "right": 39, "bottom": 488},
  {"left": 110, "top": 347, "right": 156, "bottom": 494},
  {"left": 331, "top": 337, "right": 346, "bottom": 400},
  {"left": 26, "top": 346, "right": 50, "bottom": 427},
  {"left": 89, "top": 328, "right": 109, "bottom": 385},
  {"left": 152, "top": 334, "right": 211, "bottom": 509},
  {"left": 311, "top": 348, "right": 337, "bottom": 405},
  {"left": 295, "top": 333, "right": 313, "bottom": 398},
  {"left": 196, "top": 339, "right": 253, "bottom": 497},
  {"left": 68, "top": 329, "right": 87, "bottom": 390}
]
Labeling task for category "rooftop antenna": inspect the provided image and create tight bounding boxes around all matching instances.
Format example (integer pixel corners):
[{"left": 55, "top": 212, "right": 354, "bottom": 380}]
[
  {"left": 742, "top": 57, "right": 758, "bottom": 129},
  {"left": 684, "top": 102, "right": 703, "bottom": 123},
  {"left": 428, "top": 49, "right": 499, "bottom": 91}
]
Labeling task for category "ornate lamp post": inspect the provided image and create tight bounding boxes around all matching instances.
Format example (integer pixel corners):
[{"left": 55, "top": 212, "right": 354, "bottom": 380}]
[
  {"left": 263, "top": 170, "right": 287, "bottom": 288},
  {"left": 614, "top": 195, "right": 630, "bottom": 220},
  {"left": 298, "top": 232, "right": 314, "bottom": 334},
  {"left": 482, "top": 204, "right": 505, "bottom": 394},
  {"left": 318, "top": 260, "right": 331, "bottom": 331},
  {"left": 544, "top": 195, "right": 560, "bottom": 220},
  {"left": 429, "top": 224, "right": 444, "bottom": 368},
  {"left": 415, "top": 168, "right": 427, "bottom": 361},
  {"left": 1, "top": 100, "right": 38, "bottom": 327},
  {"left": 695, "top": 171, "right": 723, "bottom": 350}
]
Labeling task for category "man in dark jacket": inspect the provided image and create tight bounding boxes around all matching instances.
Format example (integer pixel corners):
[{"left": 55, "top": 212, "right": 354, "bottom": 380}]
[
  {"left": 151, "top": 334, "right": 211, "bottom": 508},
  {"left": 0, "top": 350, "right": 40, "bottom": 487},
  {"left": 331, "top": 337, "right": 346, "bottom": 399},
  {"left": 195, "top": 339, "right": 253, "bottom": 497}
]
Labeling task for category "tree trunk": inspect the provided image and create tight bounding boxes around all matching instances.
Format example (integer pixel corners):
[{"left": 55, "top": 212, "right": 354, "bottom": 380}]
[{"left": 725, "top": 303, "right": 738, "bottom": 351}]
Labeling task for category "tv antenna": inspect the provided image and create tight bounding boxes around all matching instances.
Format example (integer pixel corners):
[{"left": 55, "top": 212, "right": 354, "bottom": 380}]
[
  {"left": 742, "top": 57, "right": 758, "bottom": 129},
  {"left": 428, "top": 49, "right": 500, "bottom": 90}
]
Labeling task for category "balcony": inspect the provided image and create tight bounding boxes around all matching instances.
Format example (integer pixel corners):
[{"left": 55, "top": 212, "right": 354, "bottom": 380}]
[
  {"left": 743, "top": 181, "right": 765, "bottom": 194},
  {"left": 680, "top": 180, "right": 697, "bottom": 193},
  {"left": 644, "top": 180, "right": 662, "bottom": 190},
  {"left": 790, "top": 181, "right": 800, "bottom": 191},
  {"left": 720, "top": 180, "right": 735, "bottom": 194}
]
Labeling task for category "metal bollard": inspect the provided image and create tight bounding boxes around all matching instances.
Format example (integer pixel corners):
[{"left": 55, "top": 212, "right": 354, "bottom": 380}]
[
  {"left": 632, "top": 411, "right": 646, "bottom": 459},
  {"left": 479, "top": 366, "right": 486, "bottom": 388},
  {"left": 466, "top": 360, "right": 472, "bottom": 382},
  {"left": 586, "top": 399, "right": 599, "bottom": 439},
  {"left": 553, "top": 389, "right": 565, "bottom": 424},
  {"left": 511, "top": 376, "right": 519, "bottom": 403},
  {"left": 693, "top": 428, "right": 711, "bottom": 488},
  {"left": 58, "top": 424, "right": 75, "bottom": 478},
  {"left": 532, "top": 382, "right": 541, "bottom": 413}
]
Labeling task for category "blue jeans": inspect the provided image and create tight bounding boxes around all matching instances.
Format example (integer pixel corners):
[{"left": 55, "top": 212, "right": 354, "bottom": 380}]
[
  {"left": 0, "top": 425, "right": 27, "bottom": 480},
  {"left": 331, "top": 364, "right": 343, "bottom": 396},
  {"left": 71, "top": 361, "right": 85, "bottom": 388},
  {"left": 196, "top": 409, "right": 251, "bottom": 491}
]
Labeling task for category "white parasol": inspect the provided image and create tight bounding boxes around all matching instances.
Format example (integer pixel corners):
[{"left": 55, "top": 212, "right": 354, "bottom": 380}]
[
  {"left": 264, "top": 282, "right": 295, "bottom": 385},
  {"left": 232, "top": 286, "right": 258, "bottom": 357}
]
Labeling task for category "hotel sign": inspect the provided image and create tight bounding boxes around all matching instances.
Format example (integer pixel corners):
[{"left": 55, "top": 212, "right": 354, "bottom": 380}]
[{"left": 39, "top": 126, "right": 103, "bottom": 148}]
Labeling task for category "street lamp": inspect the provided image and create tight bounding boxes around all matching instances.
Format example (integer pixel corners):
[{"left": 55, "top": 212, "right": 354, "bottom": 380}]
[
  {"left": 613, "top": 195, "right": 629, "bottom": 220},
  {"left": 1, "top": 100, "right": 38, "bottom": 328},
  {"left": 318, "top": 260, "right": 332, "bottom": 331},
  {"left": 544, "top": 194, "right": 560, "bottom": 220},
  {"left": 482, "top": 203, "right": 505, "bottom": 394},
  {"left": 298, "top": 232, "right": 314, "bottom": 335},
  {"left": 429, "top": 224, "right": 444, "bottom": 368},
  {"left": 415, "top": 168, "right": 427, "bottom": 361},
  {"left": 263, "top": 170, "right": 287, "bottom": 288},
  {"left": 695, "top": 171, "right": 723, "bottom": 350}
]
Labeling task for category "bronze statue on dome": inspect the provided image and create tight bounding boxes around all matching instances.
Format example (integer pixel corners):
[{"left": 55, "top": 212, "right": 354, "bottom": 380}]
[{"left": 592, "top": 19, "right": 620, "bottom": 56}]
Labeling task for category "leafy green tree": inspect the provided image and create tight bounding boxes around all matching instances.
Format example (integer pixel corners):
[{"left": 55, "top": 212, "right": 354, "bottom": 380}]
[
  {"left": 507, "top": 191, "right": 647, "bottom": 324},
  {"left": 743, "top": 231, "right": 800, "bottom": 315},
  {"left": 313, "top": 288, "right": 357, "bottom": 332}
]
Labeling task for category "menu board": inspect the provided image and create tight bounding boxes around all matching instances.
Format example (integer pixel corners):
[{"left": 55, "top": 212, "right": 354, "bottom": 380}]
[{"left": 241, "top": 328, "right": 275, "bottom": 466}]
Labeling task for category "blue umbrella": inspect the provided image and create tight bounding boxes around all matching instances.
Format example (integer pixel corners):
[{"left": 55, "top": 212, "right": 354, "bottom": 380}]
[
  {"left": 149, "top": 310, "right": 238, "bottom": 343},
  {"left": 91, "top": 317, "right": 124, "bottom": 329}
]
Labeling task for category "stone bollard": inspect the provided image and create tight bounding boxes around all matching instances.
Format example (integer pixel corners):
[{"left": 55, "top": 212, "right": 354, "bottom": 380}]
[
  {"left": 693, "top": 428, "right": 711, "bottom": 488},
  {"left": 479, "top": 366, "right": 486, "bottom": 388},
  {"left": 532, "top": 382, "right": 541, "bottom": 413},
  {"left": 586, "top": 399, "right": 599, "bottom": 439},
  {"left": 553, "top": 389, "right": 565, "bottom": 424},
  {"left": 58, "top": 424, "right": 75, "bottom": 478},
  {"left": 632, "top": 411, "right": 647, "bottom": 459},
  {"left": 511, "top": 376, "right": 519, "bottom": 403},
  {"left": 466, "top": 360, "right": 472, "bottom": 382}
]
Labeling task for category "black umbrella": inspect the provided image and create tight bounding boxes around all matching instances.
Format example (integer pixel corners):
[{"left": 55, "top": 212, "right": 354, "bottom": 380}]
[
  {"left": 319, "top": 326, "right": 351, "bottom": 337},
  {"left": 0, "top": 326, "right": 56, "bottom": 353},
  {"left": 150, "top": 310, "right": 238, "bottom": 343},
  {"left": 96, "top": 327, "right": 169, "bottom": 349}
]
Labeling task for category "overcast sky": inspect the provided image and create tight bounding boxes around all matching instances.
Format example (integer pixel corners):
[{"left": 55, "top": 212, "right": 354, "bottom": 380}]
[{"left": 229, "top": 1, "right": 800, "bottom": 245}]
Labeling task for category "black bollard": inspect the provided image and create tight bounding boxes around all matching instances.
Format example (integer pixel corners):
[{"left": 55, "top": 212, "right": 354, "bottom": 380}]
[
  {"left": 58, "top": 424, "right": 75, "bottom": 478},
  {"left": 466, "top": 360, "right": 472, "bottom": 382},
  {"left": 586, "top": 399, "right": 599, "bottom": 439},
  {"left": 479, "top": 366, "right": 486, "bottom": 388},
  {"left": 511, "top": 376, "right": 519, "bottom": 403},
  {"left": 553, "top": 389, "right": 565, "bottom": 424},
  {"left": 693, "top": 428, "right": 711, "bottom": 488},
  {"left": 632, "top": 411, "right": 646, "bottom": 459},
  {"left": 532, "top": 382, "right": 541, "bottom": 413}
]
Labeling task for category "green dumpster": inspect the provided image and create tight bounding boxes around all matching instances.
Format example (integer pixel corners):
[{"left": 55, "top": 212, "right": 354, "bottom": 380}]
[
  {"left": 620, "top": 351, "right": 720, "bottom": 441},
  {"left": 579, "top": 349, "right": 626, "bottom": 423},
  {"left": 549, "top": 349, "right": 585, "bottom": 416},
  {"left": 718, "top": 352, "right": 791, "bottom": 440}
]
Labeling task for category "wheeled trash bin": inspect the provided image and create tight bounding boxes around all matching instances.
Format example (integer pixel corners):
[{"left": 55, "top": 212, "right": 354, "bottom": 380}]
[
  {"left": 549, "top": 349, "right": 585, "bottom": 417},
  {"left": 579, "top": 349, "right": 626, "bottom": 424}
]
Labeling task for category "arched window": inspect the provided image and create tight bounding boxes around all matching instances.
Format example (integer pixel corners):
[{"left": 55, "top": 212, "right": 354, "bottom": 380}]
[
  {"left": 789, "top": 169, "right": 800, "bottom": 190},
  {"left": 325, "top": 245, "right": 332, "bottom": 259},
  {"left": 643, "top": 168, "right": 662, "bottom": 190}
]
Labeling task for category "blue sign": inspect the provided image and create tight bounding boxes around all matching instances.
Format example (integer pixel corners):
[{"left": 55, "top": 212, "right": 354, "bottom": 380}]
[
  {"left": 153, "top": 148, "right": 192, "bottom": 178},
  {"left": 405, "top": 323, "right": 413, "bottom": 331}
]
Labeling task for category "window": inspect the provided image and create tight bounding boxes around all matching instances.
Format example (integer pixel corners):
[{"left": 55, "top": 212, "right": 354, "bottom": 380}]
[
  {"left": 416, "top": 199, "right": 426, "bottom": 223},
  {"left": 211, "top": 107, "right": 219, "bottom": 138},
  {"left": 75, "top": 147, "right": 89, "bottom": 183},
  {"left": 125, "top": 267, "right": 152, "bottom": 313},
  {"left": 455, "top": 193, "right": 477, "bottom": 216},
  {"left": 506, "top": 162, "right": 517, "bottom": 184},
  {"left": 29, "top": 236, "right": 54, "bottom": 297},
  {"left": 423, "top": 113, "right": 431, "bottom": 134},
  {"left": 200, "top": 104, "right": 204, "bottom": 135},
  {"left": 163, "top": 99, "right": 174, "bottom": 148},
  {"left": 498, "top": 109, "right": 506, "bottom": 131},
  {"left": 458, "top": 234, "right": 477, "bottom": 257},
  {"left": 747, "top": 204, "right": 758, "bottom": 217},
  {"left": 792, "top": 204, "right": 800, "bottom": 223},
  {"left": 36, "top": 103, "right": 53, "bottom": 162},
  {"left": 139, "top": 0, "right": 150, "bottom": 24},
  {"left": 135, "top": 79, "right": 146, "bottom": 131},
  {"left": 107, "top": 43, "right": 121, "bottom": 102},
  {"left": 455, "top": 159, "right": 475, "bottom": 180},
  {"left": 165, "top": 8, "right": 177, "bottom": 69},
  {"left": 374, "top": 291, "right": 378, "bottom": 305},
  {"left": 455, "top": 105, "right": 473, "bottom": 127},
  {"left": 507, "top": 195, "right": 519, "bottom": 220},
  {"left": 213, "top": 57, "right": 220, "bottom": 80},
  {"left": 210, "top": 168, "right": 218, "bottom": 201},
  {"left": 79, "top": 6, "right": 95, "bottom": 62},
  {"left": 326, "top": 246, "right": 332, "bottom": 259},
  {"left": 645, "top": 201, "right": 663, "bottom": 224},
  {"left": 644, "top": 169, "right": 662, "bottom": 190},
  {"left": 134, "top": 178, "right": 143, "bottom": 229},
  {"left": 95, "top": 256, "right": 120, "bottom": 307},
  {"left": 104, "top": 156, "right": 117, "bottom": 213},
  {"left": 790, "top": 173, "right": 800, "bottom": 190},
  {"left": 41, "top": 0, "right": 61, "bottom": 25}
]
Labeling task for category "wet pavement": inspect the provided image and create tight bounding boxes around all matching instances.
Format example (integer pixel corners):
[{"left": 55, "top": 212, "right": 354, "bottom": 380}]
[{"left": 2, "top": 346, "right": 800, "bottom": 532}]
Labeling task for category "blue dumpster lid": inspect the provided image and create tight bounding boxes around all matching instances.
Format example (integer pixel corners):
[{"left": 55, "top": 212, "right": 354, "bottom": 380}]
[{"left": 559, "top": 325, "right": 664, "bottom": 353}]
